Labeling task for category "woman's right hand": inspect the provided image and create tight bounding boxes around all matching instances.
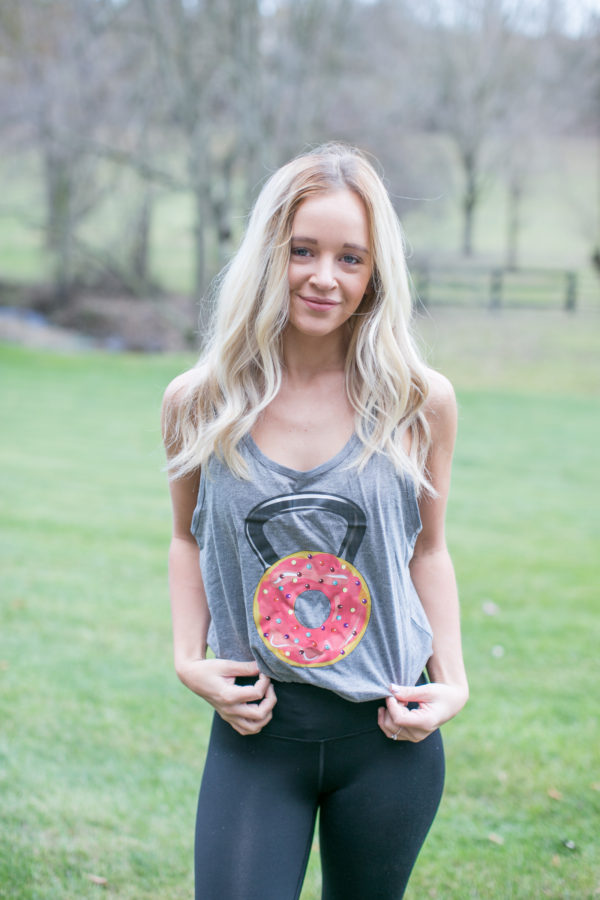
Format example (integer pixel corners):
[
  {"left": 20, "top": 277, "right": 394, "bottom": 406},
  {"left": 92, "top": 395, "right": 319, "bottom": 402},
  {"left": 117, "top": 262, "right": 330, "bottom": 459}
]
[{"left": 177, "top": 658, "right": 277, "bottom": 735}]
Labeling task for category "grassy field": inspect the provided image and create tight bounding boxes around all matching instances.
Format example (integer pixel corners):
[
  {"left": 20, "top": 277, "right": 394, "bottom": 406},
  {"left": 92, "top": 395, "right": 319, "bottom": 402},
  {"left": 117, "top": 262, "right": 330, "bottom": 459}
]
[{"left": 1, "top": 307, "right": 599, "bottom": 899}]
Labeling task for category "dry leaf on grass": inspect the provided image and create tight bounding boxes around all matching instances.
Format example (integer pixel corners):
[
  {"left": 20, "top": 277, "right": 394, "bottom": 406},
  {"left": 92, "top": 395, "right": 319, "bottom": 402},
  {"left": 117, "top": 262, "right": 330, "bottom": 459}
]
[
  {"left": 488, "top": 832, "right": 505, "bottom": 845},
  {"left": 85, "top": 874, "right": 108, "bottom": 886},
  {"left": 482, "top": 600, "right": 500, "bottom": 616},
  {"left": 547, "top": 787, "right": 563, "bottom": 800}
]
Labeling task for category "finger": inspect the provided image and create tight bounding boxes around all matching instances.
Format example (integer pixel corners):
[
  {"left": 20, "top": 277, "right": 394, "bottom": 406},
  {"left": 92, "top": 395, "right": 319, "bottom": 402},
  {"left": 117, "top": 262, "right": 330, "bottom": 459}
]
[
  {"left": 223, "top": 711, "right": 264, "bottom": 733},
  {"left": 233, "top": 680, "right": 270, "bottom": 703},
  {"left": 236, "top": 687, "right": 277, "bottom": 719},
  {"left": 226, "top": 701, "right": 268, "bottom": 722},
  {"left": 238, "top": 718, "right": 270, "bottom": 735},
  {"left": 255, "top": 672, "right": 271, "bottom": 694},
  {"left": 230, "top": 719, "right": 260, "bottom": 736},
  {"left": 378, "top": 706, "right": 401, "bottom": 740},
  {"left": 380, "top": 706, "right": 431, "bottom": 743},
  {"left": 220, "top": 659, "right": 261, "bottom": 678},
  {"left": 242, "top": 684, "right": 277, "bottom": 728},
  {"left": 386, "top": 694, "right": 422, "bottom": 720},
  {"left": 395, "top": 728, "right": 427, "bottom": 743},
  {"left": 220, "top": 681, "right": 276, "bottom": 724},
  {"left": 257, "top": 682, "right": 277, "bottom": 712},
  {"left": 386, "top": 696, "right": 437, "bottom": 732},
  {"left": 232, "top": 673, "right": 273, "bottom": 704},
  {"left": 389, "top": 683, "right": 432, "bottom": 703},
  {"left": 229, "top": 704, "right": 274, "bottom": 734}
]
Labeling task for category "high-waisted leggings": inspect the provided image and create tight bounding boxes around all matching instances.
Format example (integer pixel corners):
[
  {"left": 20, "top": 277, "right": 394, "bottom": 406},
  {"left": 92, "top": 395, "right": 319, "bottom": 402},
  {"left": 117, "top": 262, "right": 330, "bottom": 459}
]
[{"left": 194, "top": 679, "right": 445, "bottom": 900}]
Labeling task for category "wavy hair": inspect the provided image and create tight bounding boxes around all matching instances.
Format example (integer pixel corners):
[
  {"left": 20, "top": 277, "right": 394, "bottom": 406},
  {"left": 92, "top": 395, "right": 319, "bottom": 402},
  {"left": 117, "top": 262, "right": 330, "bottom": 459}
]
[{"left": 165, "top": 143, "right": 433, "bottom": 494}]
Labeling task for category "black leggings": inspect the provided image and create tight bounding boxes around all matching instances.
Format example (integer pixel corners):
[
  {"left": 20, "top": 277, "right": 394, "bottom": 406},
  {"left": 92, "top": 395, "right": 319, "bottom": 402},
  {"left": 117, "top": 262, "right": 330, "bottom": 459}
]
[{"left": 194, "top": 680, "right": 445, "bottom": 900}]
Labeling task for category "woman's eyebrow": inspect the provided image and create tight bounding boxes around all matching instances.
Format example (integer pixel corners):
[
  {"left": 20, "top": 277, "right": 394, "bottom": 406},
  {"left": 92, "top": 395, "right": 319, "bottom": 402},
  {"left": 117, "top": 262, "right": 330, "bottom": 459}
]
[
  {"left": 291, "top": 236, "right": 370, "bottom": 256},
  {"left": 343, "top": 242, "right": 370, "bottom": 255}
]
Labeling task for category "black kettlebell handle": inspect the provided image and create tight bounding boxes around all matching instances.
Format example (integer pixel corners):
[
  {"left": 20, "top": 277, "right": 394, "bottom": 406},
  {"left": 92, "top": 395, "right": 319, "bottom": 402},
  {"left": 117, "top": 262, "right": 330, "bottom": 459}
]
[{"left": 245, "top": 492, "right": 366, "bottom": 569}]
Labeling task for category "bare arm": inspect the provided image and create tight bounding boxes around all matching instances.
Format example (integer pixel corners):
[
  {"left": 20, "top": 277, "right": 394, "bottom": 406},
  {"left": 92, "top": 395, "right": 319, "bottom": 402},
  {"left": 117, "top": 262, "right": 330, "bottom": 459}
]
[
  {"left": 162, "top": 374, "right": 276, "bottom": 735},
  {"left": 378, "top": 372, "right": 468, "bottom": 741}
]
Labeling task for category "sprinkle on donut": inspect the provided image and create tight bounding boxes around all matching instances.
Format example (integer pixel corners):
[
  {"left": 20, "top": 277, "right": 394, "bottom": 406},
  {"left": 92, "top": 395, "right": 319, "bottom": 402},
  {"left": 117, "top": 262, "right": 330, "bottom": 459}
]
[{"left": 253, "top": 550, "right": 371, "bottom": 667}]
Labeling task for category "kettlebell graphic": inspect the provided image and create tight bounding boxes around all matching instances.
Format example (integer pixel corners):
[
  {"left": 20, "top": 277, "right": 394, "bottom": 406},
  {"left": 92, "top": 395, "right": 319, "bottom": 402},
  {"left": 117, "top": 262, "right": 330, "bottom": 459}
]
[{"left": 245, "top": 492, "right": 371, "bottom": 667}]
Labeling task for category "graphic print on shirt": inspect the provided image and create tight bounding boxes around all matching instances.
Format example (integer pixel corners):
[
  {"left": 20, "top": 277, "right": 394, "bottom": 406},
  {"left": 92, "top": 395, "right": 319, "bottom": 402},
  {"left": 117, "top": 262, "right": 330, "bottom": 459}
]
[{"left": 244, "top": 493, "right": 371, "bottom": 667}]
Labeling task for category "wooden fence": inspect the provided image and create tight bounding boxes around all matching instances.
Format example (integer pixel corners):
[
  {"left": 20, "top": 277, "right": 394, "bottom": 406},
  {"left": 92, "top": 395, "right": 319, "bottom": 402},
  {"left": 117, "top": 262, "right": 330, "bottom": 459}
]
[{"left": 410, "top": 265, "right": 599, "bottom": 312}]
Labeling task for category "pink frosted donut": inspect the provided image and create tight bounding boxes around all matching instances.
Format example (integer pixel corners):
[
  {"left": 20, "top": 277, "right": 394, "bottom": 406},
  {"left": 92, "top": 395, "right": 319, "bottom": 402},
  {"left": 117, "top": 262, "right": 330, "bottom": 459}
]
[{"left": 253, "top": 550, "right": 371, "bottom": 667}]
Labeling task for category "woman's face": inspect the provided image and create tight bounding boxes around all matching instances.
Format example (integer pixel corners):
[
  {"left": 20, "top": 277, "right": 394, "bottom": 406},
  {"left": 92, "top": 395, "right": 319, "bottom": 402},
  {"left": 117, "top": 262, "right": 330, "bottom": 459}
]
[{"left": 286, "top": 188, "right": 373, "bottom": 342}]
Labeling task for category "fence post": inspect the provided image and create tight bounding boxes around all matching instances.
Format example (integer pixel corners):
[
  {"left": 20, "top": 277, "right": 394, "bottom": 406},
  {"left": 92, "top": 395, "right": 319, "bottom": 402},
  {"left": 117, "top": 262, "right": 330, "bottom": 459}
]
[
  {"left": 490, "top": 269, "right": 503, "bottom": 309},
  {"left": 565, "top": 271, "right": 577, "bottom": 312}
]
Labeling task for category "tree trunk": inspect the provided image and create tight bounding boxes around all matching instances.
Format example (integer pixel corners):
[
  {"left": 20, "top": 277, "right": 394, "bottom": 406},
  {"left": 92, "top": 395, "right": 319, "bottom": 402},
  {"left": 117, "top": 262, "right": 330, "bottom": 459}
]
[
  {"left": 231, "top": 0, "right": 263, "bottom": 206},
  {"left": 192, "top": 182, "right": 207, "bottom": 305},
  {"left": 506, "top": 177, "right": 522, "bottom": 271},
  {"left": 462, "top": 161, "right": 477, "bottom": 257},
  {"left": 44, "top": 145, "right": 75, "bottom": 301},
  {"left": 130, "top": 189, "right": 153, "bottom": 289},
  {"left": 211, "top": 154, "right": 235, "bottom": 270}
]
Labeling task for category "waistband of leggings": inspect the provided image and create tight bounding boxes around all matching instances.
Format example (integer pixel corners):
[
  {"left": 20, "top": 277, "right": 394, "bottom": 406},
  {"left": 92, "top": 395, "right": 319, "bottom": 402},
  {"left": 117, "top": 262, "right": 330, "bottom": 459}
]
[{"left": 235, "top": 676, "right": 424, "bottom": 742}]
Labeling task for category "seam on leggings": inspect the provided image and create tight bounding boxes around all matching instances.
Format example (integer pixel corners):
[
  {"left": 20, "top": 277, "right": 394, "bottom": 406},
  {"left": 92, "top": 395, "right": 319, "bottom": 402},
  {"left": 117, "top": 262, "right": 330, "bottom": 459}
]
[
  {"left": 259, "top": 725, "right": 381, "bottom": 743},
  {"left": 317, "top": 742, "right": 325, "bottom": 794}
]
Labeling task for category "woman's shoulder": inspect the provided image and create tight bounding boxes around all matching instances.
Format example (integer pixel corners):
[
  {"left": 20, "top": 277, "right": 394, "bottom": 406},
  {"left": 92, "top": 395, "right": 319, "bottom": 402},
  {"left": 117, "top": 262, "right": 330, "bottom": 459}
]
[
  {"left": 162, "top": 367, "right": 200, "bottom": 411},
  {"left": 422, "top": 367, "right": 457, "bottom": 438},
  {"left": 424, "top": 366, "right": 455, "bottom": 405},
  {"left": 161, "top": 367, "right": 202, "bottom": 444}
]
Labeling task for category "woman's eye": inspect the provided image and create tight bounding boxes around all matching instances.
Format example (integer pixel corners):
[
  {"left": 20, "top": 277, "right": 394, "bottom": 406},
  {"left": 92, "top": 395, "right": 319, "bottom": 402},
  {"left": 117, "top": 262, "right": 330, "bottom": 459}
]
[
  {"left": 291, "top": 247, "right": 311, "bottom": 257},
  {"left": 342, "top": 254, "right": 361, "bottom": 265}
]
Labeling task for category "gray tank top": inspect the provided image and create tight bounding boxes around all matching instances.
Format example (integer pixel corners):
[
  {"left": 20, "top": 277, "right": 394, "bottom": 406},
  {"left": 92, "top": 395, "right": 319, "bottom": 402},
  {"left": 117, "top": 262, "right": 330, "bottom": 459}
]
[{"left": 191, "top": 433, "right": 433, "bottom": 702}]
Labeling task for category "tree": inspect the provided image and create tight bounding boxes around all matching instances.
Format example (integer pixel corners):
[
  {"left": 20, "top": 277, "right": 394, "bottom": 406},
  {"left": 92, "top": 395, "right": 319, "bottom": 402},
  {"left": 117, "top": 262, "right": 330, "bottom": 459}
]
[
  {"left": 423, "top": 0, "right": 529, "bottom": 256},
  {"left": 131, "top": 0, "right": 266, "bottom": 300},
  {"left": 0, "top": 0, "right": 141, "bottom": 299}
]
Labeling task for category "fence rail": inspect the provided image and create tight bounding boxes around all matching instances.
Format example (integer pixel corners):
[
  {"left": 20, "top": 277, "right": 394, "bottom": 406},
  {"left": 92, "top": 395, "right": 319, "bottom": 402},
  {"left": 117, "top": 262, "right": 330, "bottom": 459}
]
[{"left": 410, "top": 265, "right": 599, "bottom": 312}]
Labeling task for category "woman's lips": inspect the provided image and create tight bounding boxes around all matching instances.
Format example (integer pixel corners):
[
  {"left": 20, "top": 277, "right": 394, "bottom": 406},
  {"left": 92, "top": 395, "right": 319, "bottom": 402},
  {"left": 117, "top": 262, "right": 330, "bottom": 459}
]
[{"left": 299, "top": 295, "right": 339, "bottom": 311}]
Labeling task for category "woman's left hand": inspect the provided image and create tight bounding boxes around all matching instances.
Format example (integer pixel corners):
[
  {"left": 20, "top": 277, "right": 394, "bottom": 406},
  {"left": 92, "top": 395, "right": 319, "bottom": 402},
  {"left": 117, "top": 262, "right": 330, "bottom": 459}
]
[{"left": 378, "top": 682, "right": 468, "bottom": 743}]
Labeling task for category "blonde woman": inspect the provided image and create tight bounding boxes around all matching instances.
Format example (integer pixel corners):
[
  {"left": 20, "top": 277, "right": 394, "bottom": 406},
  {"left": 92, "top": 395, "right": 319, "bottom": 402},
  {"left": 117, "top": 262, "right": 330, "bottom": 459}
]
[{"left": 162, "top": 144, "right": 468, "bottom": 900}]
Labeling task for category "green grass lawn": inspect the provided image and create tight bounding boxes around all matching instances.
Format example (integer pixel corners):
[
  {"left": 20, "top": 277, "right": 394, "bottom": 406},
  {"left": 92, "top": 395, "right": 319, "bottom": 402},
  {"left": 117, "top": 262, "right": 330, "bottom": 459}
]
[{"left": 1, "top": 308, "right": 599, "bottom": 898}]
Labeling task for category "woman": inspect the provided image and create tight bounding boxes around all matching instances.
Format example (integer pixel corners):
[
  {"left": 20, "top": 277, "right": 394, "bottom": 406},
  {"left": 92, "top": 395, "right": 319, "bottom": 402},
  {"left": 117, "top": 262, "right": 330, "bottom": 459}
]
[{"left": 162, "top": 143, "right": 468, "bottom": 900}]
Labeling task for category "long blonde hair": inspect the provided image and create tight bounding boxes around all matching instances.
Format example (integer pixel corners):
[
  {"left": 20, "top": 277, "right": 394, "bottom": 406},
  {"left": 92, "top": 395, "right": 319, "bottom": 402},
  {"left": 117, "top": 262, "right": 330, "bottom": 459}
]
[{"left": 165, "top": 143, "right": 432, "bottom": 494}]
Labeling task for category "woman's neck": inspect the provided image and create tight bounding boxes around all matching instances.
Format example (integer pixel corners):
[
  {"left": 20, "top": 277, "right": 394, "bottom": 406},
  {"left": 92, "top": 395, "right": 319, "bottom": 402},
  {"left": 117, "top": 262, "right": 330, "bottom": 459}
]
[{"left": 281, "top": 327, "right": 348, "bottom": 383}]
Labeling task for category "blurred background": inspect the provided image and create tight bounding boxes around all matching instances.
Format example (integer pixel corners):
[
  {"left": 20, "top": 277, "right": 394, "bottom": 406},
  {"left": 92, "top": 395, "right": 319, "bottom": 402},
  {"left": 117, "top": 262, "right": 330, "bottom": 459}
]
[
  {"left": 1, "top": 3, "right": 599, "bottom": 899},
  {"left": 0, "top": 0, "right": 598, "bottom": 348}
]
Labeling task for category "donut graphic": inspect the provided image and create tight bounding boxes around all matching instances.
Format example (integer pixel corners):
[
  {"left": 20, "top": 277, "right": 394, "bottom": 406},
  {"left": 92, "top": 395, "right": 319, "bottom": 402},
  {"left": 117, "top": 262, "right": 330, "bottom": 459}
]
[{"left": 245, "top": 493, "right": 371, "bottom": 667}]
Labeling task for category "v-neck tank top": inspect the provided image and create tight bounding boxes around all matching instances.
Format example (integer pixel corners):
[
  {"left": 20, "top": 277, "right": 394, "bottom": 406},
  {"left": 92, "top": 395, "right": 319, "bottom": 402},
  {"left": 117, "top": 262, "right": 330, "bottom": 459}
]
[{"left": 190, "top": 433, "right": 433, "bottom": 702}]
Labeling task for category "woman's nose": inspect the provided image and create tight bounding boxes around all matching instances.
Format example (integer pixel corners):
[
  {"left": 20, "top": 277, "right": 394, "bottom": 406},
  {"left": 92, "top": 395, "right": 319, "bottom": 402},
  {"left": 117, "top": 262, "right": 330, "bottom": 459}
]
[{"left": 309, "top": 258, "right": 336, "bottom": 290}]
